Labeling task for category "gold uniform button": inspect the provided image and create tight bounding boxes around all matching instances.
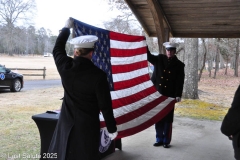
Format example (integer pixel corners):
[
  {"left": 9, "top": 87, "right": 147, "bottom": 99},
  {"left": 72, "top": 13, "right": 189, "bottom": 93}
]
[
  {"left": 164, "top": 70, "right": 165, "bottom": 72},
  {"left": 166, "top": 79, "right": 168, "bottom": 81},
  {"left": 159, "top": 84, "right": 161, "bottom": 86},
  {"left": 169, "top": 71, "right": 171, "bottom": 73},
  {"left": 165, "top": 86, "right": 167, "bottom": 88},
  {"left": 161, "top": 77, "right": 163, "bottom": 79}
]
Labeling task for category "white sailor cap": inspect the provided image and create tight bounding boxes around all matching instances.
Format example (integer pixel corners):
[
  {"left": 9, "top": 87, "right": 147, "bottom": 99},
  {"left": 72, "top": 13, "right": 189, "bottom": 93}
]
[
  {"left": 69, "top": 35, "right": 98, "bottom": 49},
  {"left": 163, "top": 42, "right": 179, "bottom": 49}
]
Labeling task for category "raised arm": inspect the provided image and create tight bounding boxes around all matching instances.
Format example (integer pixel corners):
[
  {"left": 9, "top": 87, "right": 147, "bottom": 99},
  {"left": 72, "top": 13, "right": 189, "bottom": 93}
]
[{"left": 147, "top": 47, "right": 158, "bottom": 65}]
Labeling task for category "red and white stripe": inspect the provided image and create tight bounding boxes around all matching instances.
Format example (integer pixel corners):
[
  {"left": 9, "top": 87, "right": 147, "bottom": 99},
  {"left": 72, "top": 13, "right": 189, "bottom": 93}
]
[{"left": 100, "top": 32, "right": 176, "bottom": 139}]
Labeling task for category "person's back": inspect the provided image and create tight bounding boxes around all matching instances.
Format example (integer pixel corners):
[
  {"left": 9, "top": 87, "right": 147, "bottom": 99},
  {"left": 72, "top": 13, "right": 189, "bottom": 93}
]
[
  {"left": 60, "top": 56, "right": 111, "bottom": 118},
  {"left": 48, "top": 20, "right": 117, "bottom": 160}
]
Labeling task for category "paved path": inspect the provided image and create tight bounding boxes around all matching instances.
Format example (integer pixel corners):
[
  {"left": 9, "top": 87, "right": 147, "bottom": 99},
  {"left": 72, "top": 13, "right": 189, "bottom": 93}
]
[
  {"left": 23, "top": 79, "right": 61, "bottom": 90},
  {"left": 103, "top": 116, "right": 234, "bottom": 160}
]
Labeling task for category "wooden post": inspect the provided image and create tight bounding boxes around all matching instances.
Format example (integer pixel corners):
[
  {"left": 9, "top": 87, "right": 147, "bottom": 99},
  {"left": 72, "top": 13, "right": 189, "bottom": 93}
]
[
  {"left": 43, "top": 67, "right": 46, "bottom": 79},
  {"left": 163, "top": 28, "right": 170, "bottom": 54},
  {"left": 146, "top": 0, "right": 171, "bottom": 54},
  {"left": 164, "top": 28, "right": 170, "bottom": 42}
]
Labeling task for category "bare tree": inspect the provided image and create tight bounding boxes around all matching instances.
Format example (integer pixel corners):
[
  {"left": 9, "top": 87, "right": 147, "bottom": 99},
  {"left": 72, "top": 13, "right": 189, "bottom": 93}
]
[
  {"left": 176, "top": 42, "right": 185, "bottom": 63},
  {"left": 182, "top": 38, "right": 199, "bottom": 99},
  {"left": 0, "top": 0, "right": 36, "bottom": 55},
  {"left": 205, "top": 39, "right": 216, "bottom": 77},
  {"left": 218, "top": 38, "right": 235, "bottom": 75},
  {"left": 234, "top": 39, "right": 239, "bottom": 77},
  {"left": 228, "top": 38, "right": 240, "bottom": 77},
  {"left": 37, "top": 27, "right": 48, "bottom": 55},
  {"left": 219, "top": 55, "right": 225, "bottom": 69},
  {"left": 104, "top": 16, "right": 141, "bottom": 35},
  {"left": 224, "top": 39, "right": 231, "bottom": 75},
  {"left": 207, "top": 59, "right": 213, "bottom": 77},
  {"left": 13, "top": 26, "right": 25, "bottom": 55},
  {"left": 213, "top": 38, "right": 220, "bottom": 79},
  {"left": 26, "top": 26, "right": 38, "bottom": 55},
  {"left": 198, "top": 38, "right": 207, "bottom": 81},
  {"left": 107, "top": 0, "right": 137, "bottom": 26},
  {"left": 0, "top": 0, "right": 36, "bottom": 26},
  {"left": 108, "top": 0, "right": 132, "bottom": 13}
]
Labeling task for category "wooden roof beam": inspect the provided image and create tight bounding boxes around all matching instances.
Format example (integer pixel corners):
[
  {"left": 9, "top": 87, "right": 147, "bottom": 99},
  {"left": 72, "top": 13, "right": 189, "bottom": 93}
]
[
  {"left": 146, "top": 0, "right": 170, "bottom": 53},
  {"left": 124, "top": 0, "right": 150, "bottom": 36}
]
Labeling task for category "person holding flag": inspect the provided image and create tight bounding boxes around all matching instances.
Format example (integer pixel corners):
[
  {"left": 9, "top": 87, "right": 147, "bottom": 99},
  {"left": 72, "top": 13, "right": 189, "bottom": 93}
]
[
  {"left": 47, "top": 18, "right": 117, "bottom": 160},
  {"left": 147, "top": 42, "right": 185, "bottom": 148}
]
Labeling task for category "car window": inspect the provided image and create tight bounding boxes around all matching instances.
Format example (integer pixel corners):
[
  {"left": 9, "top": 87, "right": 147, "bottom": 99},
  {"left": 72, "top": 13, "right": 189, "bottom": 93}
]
[{"left": 0, "top": 66, "right": 6, "bottom": 73}]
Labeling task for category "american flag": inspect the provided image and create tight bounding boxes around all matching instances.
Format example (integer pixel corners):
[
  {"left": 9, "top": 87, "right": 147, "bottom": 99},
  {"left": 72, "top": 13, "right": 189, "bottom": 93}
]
[{"left": 72, "top": 18, "right": 176, "bottom": 139}]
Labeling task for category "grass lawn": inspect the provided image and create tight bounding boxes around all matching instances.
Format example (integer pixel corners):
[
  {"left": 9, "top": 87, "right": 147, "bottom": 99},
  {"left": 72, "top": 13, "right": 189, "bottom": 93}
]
[
  {"left": 0, "top": 87, "right": 63, "bottom": 160},
  {"left": 175, "top": 99, "right": 229, "bottom": 121}
]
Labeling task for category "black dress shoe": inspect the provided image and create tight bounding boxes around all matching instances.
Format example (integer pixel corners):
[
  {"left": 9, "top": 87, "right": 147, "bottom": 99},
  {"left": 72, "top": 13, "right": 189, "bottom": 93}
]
[
  {"left": 153, "top": 142, "right": 163, "bottom": 147},
  {"left": 163, "top": 144, "right": 170, "bottom": 148}
]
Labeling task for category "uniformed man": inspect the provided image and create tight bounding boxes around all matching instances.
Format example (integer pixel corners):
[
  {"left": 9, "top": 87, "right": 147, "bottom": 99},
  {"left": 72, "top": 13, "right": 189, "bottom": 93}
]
[
  {"left": 147, "top": 42, "right": 185, "bottom": 148},
  {"left": 48, "top": 18, "right": 118, "bottom": 160}
]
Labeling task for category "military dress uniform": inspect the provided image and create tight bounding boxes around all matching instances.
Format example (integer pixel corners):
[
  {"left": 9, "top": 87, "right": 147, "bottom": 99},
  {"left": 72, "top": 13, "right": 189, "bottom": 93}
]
[
  {"left": 48, "top": 28, "right": 117, "bottom": 160},
  {"left": 147, "top": 48, "right": 185, "bottom": 147}
]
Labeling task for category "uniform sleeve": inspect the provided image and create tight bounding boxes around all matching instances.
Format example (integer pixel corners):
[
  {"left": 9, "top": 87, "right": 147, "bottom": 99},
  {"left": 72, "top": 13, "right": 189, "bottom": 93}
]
[
  {"left": 96, "top": 74, "right": 117, "bottom": 133},
  {"left": 221, "top": 85, "right": 240, "bottom": 136},
  {"left": 52, "top": 28, "right": 73, "bottom": 72},
  {"left": 175, "top": 62, "right": 185, "bottom": 97},
  {"left": 231, "top": 85, "right": 240, "bottom": 109},
  {"left": 147, "top": 47, "right": 157, "bottom": 65}
]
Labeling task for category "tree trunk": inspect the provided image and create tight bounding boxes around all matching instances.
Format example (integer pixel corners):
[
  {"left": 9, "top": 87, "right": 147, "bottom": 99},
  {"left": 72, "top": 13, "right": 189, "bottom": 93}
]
[
  {"left": 213, "top": 38, "right": 220, "bottom": 79},
  {"left": 209, "top": 69, "right": 212, "bottom": 77},
  {"left": 234, "top": 39, "right": 239, "bottom": 77},
  {"left": 224, "top": 39, "right": 230, "bottom": 75},
  {"left": 207, "top": 60, "right": 213, "bottom": 77},
  {"left": 219, "top": 55, "right": 225, "bottom": 69},
  {"left": 182, "top": 38, "right": 199, "bottom": 99},
  {"left": 198, "top": 38, "right": 207, "bottom": 81},
  {"left": 224, "top": 59, "right": 228, "bottom": 75}
]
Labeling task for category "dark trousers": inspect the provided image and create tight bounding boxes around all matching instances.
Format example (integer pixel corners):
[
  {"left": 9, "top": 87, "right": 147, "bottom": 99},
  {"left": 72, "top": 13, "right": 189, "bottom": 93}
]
[
  {"left": 155, "top": 120, "right": 172, "bottom": 144},
  {"left": 233, "top": 132, "right": 240, "bottom": 160}
]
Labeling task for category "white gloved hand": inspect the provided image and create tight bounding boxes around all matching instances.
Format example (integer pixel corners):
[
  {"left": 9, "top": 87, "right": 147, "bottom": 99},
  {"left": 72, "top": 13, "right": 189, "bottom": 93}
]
[
  {"left": 176, "top": 97, "right": 181, "bottom": 102},
  {"left": 108, "top": 131, "right": 118, "bottom": 140},
  {"left": 64, "top": 18, "right": 74, "bottom": 28}
]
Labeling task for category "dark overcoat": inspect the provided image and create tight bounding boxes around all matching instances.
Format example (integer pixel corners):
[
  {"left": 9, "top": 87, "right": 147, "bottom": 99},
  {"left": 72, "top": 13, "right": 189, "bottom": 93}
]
[
  {"left": 48, "top": 28, "right": 117, "bottom": 160},
  {"left": 147, "top": 51, "right": 185, "bottom": 122},
  {"left": 221, "top": 85, "right": 240, "bottom": 160}
]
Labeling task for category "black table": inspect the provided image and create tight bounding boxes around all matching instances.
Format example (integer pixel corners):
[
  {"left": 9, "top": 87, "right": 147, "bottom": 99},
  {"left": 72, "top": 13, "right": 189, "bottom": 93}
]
[{"left": 32, "top": 112, "right": 121, "bottom": 160}]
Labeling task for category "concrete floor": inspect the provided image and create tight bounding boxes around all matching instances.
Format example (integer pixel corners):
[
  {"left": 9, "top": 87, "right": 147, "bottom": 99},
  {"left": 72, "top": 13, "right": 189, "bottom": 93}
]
[{"left": 103, "top": 116, "right": 234, "bottom": 160}]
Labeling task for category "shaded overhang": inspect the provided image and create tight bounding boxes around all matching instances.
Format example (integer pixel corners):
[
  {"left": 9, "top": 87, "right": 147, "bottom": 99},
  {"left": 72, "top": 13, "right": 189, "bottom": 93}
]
[{"left": 124, "top": 0, "right": 240, "bottom": 39}]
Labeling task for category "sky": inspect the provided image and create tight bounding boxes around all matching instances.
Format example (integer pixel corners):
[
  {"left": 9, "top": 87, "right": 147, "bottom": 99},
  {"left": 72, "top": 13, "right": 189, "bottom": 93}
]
[{"left": 34, "top": 0, "right": 120, "bottom": 35}]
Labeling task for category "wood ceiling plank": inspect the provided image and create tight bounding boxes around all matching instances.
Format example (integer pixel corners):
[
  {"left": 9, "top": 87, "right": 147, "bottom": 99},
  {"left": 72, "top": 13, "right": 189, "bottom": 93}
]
[
  {"left": 160, "top": 0, "right": 238, "bottom": 4},
  {"left": 174, "top": 32, "right": 240, "bottom": 38},
  {"left": 163, "top": 9, "right": 240, "bottom": 14},
  {"left": 125, "top": 0, "right": 240, "bottom": 38},
  {"left": 161, "top": 3, "right": 240, "bottom": 8},
  {"left": 170, "top": 20, "right": 240, "bottom": 24},
  {"left": 124, "top": 0, "right": 153, "bottom": 36},
  {"left": 167, "top": 15, "right": 239, "bottom": 20},
  {"left": 130, "top": 0, "right": 148, "bottom": 4}
]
